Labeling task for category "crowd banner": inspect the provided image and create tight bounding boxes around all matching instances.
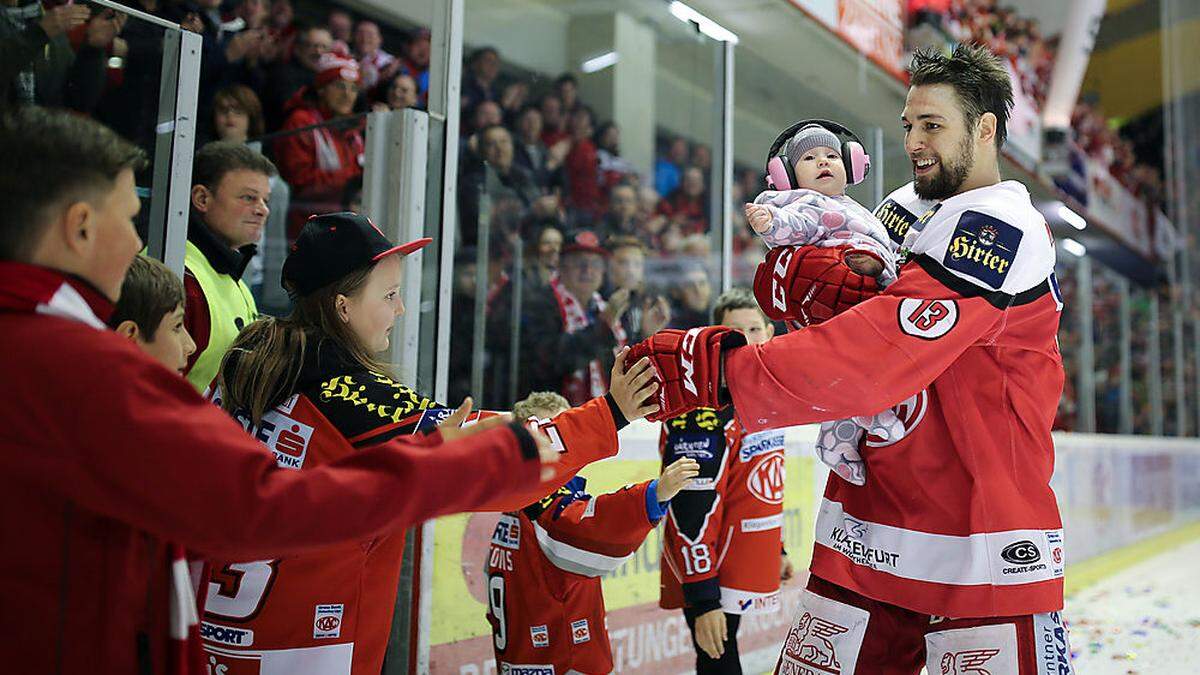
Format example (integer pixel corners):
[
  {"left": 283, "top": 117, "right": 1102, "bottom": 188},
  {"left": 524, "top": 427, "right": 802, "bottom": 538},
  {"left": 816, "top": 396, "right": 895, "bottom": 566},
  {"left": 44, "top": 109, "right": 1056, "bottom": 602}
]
[
  {"left": 1086, "top": 159, "right": 1154, "bottom": 258},
  {"left": 426, "top": 424, "right": 1200, "bottom": 673},
  {"left": 788, "top": 0, "right": 907, "bottom": 81}
]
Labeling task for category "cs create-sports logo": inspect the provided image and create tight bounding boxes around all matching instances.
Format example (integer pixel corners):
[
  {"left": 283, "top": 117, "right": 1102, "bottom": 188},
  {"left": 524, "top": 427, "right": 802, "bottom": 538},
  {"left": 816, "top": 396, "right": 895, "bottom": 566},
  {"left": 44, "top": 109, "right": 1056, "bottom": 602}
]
[{"left": 1000, "top": 540, "right": 1041, "bottom": 565}]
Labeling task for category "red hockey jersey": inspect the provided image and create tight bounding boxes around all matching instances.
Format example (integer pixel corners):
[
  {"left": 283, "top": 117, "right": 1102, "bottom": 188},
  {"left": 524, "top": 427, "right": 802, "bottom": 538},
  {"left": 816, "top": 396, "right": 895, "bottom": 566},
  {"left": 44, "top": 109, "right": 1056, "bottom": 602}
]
[
  {"left": 658, "top": 408, "right": 787, "bottom": 616},
  {"left": 486, "top": 478, "right": 668, "bottom": 675},
  {"left": 726, "top": 180, "right": 1066, "bottom": 619},
  {"left": 201, "top": 343, "right": 624, "bottom": 674}
]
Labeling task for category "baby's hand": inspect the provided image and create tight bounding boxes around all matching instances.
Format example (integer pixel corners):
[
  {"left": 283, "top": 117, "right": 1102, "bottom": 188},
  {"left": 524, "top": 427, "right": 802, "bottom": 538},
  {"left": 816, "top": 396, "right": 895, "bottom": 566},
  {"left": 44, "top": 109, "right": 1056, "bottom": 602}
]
[
  {"left": 744, "top": 203, "right": 773, "bottom": 234},
  {"left": 845, "top": 253, "right": 884, "bottom": 278}
]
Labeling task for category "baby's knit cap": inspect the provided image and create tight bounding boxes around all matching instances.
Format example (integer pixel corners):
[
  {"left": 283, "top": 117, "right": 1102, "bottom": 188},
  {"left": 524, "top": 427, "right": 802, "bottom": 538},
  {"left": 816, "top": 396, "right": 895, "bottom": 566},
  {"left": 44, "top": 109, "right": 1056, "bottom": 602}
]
[{"left": 786, "top": 124, "right": 841, "bottom": 160}]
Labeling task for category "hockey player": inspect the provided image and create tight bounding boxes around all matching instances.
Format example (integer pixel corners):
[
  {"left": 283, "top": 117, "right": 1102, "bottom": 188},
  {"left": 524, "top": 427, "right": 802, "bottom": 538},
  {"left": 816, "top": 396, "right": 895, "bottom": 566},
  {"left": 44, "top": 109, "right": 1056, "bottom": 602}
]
[
  {"left": 201, "top": 212, "right": 662, "bottom": 674},
  {"left": 628, "top": 44, "right": 1074, "bottom": 674},
  {"left": 486, "top": 391, "right": 700, "bottom": 675},
  {"left": 659, "top": 289, "right": 790, "bottom": 674}
]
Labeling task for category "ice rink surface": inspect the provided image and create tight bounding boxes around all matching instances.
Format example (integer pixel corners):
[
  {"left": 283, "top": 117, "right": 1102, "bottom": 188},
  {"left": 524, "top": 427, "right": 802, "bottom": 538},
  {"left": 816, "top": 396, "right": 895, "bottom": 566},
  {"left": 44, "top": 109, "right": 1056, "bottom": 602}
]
[
  {"left": 736, "top": 536, "right": 1200, "bottom": 675},
  {"left": 1065, "top": 537, "right": 1200, "bottom": 674}
]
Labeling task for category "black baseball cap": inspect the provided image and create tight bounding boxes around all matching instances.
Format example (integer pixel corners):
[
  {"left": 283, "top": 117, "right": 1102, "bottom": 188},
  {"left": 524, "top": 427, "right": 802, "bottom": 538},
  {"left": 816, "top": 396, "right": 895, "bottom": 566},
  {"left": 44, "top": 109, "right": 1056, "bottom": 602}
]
[{"left": 282, "top": 212, "right": 432, "bottom": 297}]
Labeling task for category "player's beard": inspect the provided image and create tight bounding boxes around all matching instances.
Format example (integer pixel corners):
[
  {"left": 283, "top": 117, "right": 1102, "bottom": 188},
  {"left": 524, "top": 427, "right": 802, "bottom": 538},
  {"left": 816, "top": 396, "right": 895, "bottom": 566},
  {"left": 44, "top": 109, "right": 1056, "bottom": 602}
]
[{"left": 914, "top": 133, "right": 974, "bottom": 200}]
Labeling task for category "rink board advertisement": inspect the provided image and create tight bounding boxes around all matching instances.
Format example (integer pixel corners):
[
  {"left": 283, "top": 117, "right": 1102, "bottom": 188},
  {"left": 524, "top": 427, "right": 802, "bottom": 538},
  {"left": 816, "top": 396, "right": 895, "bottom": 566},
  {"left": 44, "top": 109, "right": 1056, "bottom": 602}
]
[{"left": 425, "top": 427, "right": 1200, "bottom": 673}]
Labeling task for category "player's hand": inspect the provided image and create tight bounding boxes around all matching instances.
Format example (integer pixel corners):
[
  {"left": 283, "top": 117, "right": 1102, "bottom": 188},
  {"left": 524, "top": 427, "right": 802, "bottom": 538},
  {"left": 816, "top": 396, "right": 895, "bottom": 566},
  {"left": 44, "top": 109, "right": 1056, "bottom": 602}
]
[
  {"left": 694, "top": 609, "right": 727, "bottom": 660},
  {"left": 608, "top": 347, "right": 659, "bottom": 422},
  {"left": 530, "top": 424, "right": 558, "bottom": 481},
  {"left": 438, "top": 397, "right": 514, "bottom": 442},
  {"left": 626, "top": 326, "right": 747, "bottom": 421},
  {"left": 744, "top": 203, "right": 773, "bottom": 233},
  {"left": 753, "top": 244, "right": 881, "bottom": 326},
  {"left": 438, "top": 398, "right": 558, "bottom": 480},
  {"left": 781, "top": 553, "right": 795, "bottom": 582},
  {"left": 40, "top": 3, "right": 91, "bottom": 37},
  {"left": 655, "top": 457, "right": 699, "bottom": 501}
]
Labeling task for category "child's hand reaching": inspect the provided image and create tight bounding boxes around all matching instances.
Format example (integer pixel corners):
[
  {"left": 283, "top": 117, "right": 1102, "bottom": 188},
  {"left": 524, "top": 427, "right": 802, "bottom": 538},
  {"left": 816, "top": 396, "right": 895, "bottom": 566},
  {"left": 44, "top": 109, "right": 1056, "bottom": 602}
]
[
  {"left": 744, "top": 203, "right": 773, "bottom": 234},
  {"left": 656, "top": 458, "right": 700, "bottom": 502}
]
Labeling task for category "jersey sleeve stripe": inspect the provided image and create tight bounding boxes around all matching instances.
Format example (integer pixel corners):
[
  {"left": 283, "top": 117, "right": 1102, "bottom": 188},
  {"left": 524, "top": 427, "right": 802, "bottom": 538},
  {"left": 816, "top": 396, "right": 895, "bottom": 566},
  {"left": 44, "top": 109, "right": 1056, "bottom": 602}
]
[
  {"left": 532, "top": 521, "right": 636, "bottom": 577},
  {"left": 909, "top": 254, "right": 1049, "bottom": 310},
  {"left": 345, "top": 411, "right": 425, "bottom": 446}
]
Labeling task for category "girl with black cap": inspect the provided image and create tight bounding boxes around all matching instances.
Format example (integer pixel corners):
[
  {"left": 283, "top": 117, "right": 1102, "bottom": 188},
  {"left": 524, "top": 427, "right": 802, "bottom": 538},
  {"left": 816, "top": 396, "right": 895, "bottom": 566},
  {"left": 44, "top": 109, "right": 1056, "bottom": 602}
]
[{"left": 203, "top": 212, "right": 657, "bottom": 674}]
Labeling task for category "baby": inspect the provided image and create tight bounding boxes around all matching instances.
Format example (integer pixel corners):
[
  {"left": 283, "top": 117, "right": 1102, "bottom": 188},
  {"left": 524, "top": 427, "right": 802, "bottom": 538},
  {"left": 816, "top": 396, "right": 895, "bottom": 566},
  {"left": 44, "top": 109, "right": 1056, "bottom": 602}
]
[
  {"left": 744, "top": 122, "right": 897, "bottom": 286},
  {"left": 746, "top": 122, "right": 907, "bottom": 485}
]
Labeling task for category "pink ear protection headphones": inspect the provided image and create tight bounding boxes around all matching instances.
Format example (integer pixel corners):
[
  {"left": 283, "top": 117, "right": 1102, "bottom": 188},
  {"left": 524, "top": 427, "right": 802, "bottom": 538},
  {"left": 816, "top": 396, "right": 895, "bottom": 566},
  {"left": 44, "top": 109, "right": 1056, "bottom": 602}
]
[{"left": 764, "top": 118, "right": 871, "bottom": 190}]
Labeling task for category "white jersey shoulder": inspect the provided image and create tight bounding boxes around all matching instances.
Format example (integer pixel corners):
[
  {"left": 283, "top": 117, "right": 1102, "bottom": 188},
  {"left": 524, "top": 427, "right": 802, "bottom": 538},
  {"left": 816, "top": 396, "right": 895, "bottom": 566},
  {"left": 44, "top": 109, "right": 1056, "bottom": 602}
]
[
  {"left": 907, "top": 181, "right": 1054, "bottom": 295},
  {"left": 874, "top": 182, "right": 939, "bottom": 251}
]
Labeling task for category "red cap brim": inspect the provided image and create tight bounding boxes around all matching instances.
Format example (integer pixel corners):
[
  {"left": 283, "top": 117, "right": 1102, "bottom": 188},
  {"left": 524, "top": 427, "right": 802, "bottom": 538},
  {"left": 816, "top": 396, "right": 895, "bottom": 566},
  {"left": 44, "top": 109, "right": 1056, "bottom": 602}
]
[{"left": 372, "top": 237, "right": 433, "bottom": 262}]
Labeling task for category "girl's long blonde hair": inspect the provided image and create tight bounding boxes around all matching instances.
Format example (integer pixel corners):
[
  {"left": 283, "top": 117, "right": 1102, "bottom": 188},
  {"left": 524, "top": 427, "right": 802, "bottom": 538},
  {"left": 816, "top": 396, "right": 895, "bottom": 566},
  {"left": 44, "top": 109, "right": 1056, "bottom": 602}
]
[{"left": 217, "top": 265, "right": 393, "bottom": 424}]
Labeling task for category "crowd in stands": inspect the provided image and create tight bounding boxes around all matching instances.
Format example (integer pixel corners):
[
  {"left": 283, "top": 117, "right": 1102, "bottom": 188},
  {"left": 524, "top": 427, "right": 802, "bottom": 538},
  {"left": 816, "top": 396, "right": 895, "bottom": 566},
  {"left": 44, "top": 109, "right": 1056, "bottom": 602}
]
[
  {"left": 4, "top": 0, "right": 1188, "bottom": 427},
  {"left": 907, "top": 0, "right": 1167, "bottom": 211}
]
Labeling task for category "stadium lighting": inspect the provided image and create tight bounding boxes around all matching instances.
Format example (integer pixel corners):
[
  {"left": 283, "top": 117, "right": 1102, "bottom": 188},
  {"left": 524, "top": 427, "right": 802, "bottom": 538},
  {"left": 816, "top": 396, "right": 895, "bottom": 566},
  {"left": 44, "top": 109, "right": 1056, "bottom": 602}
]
[
  {"left": 1057, "top": 203, "right": 1087, "bottom": 231},
  {"left": 668, "top": 1, "right": 740, "bottom": 44},
  {"left": 1061, "top": 238, "right": 1087, "bottom": 257},
  {"left": 581, "top": 51, "right": 619, "bottom": 74}
]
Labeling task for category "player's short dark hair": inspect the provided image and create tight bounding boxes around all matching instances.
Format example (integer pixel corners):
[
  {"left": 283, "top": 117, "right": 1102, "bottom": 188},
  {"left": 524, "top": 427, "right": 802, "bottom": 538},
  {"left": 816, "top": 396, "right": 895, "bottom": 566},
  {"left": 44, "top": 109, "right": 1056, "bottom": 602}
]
[
  {"left": 191, "top": 141, "right": 277, "bottom": 193},
  {"left": 0, "top": 107, "right": 147, "bottom": 262},
  {"left": 908, "top": 43, "right": 1014, "bottom": 148},
  {"left": 711, "top": 287, "right": 767, "bottom": 325},
  {"left": 108, "top": 255, "right": 185, "bottom": 340}
]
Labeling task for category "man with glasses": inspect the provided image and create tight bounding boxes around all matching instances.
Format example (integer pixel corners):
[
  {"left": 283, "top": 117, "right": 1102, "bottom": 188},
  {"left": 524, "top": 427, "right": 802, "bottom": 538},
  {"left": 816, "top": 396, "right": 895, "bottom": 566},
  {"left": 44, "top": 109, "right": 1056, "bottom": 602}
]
[
  {"left": 266, "top": 24, "right": 332, "bottom": 128},
  {"left": 521, "top": 230, "right": 630, "bottom": 405}
]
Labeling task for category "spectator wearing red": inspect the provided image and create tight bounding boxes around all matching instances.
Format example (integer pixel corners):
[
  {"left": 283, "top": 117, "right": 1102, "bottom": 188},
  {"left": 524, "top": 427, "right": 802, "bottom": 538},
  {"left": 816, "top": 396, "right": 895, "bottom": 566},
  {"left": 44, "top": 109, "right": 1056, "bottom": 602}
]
[
  {"left": 275, "top": 51, "right": 364, "bottom": 237},
  {"left": 658, "top": 165, "right": 709, "bottom": 236},
  {"left": 595, "top": 121, "right": 638, "bottom": 196},
  {"left": 540, "top": 93, "right": 570, "bottom": 148},
  {"left": 565, "top": 106, "right": 603, "bottom": 220},
  {"left": 267, "top": 0, "right": 298, "bottom": 60},
  {"left": 522, "top": 230, "right": 628, "bottom": 405}
]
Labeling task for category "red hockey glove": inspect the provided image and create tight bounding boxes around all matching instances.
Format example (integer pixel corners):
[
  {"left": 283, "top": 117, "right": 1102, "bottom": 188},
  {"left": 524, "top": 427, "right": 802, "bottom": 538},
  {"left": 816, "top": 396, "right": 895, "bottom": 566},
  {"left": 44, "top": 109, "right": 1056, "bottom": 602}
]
[
  {"left": 627, "top": 326, "right": 747, "bottom": 422},
  {"left": 753, "top": 244, "right": 882, "bottom": 326}
]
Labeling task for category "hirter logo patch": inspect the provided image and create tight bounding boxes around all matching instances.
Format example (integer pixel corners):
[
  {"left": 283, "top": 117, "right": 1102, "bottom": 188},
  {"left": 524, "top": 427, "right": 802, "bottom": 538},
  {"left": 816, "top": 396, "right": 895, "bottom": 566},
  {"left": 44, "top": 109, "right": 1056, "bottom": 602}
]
[{"left": 943, "top": 210, "right": 1022, "bottom": 288}]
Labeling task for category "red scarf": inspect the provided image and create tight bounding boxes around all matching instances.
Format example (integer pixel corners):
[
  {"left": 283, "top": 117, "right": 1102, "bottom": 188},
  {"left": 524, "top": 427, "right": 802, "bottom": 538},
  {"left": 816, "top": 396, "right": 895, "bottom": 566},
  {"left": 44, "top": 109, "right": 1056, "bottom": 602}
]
[
  {"left": 550, "top": 278, "right": 626, "bottom": 406},
  {"left": 0, "top": 262, "right": 113, "bottom": 326}
]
